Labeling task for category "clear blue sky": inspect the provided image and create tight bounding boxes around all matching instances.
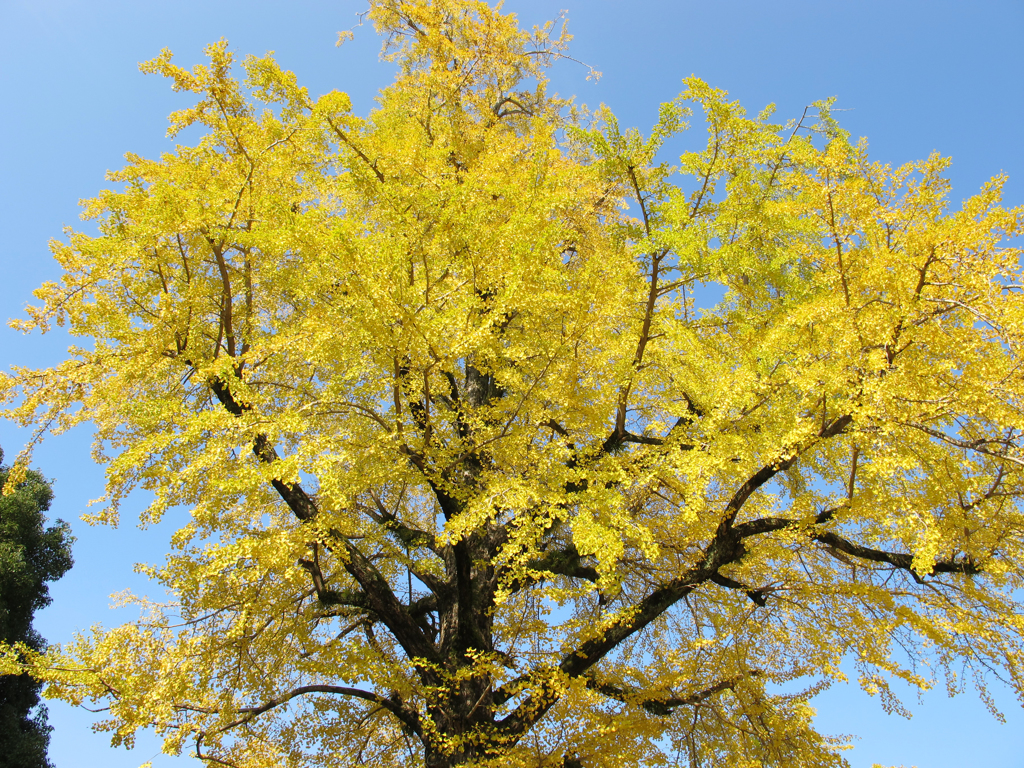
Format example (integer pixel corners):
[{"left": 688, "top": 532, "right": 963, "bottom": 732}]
[{"left": 1, "top": 1, "right": 1022, "bottom": 766}]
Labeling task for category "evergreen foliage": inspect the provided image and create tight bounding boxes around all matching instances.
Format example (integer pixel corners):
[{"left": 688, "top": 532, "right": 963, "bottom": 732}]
[{"left": 0, "top": 448, "right": 73, "bottom": 768}]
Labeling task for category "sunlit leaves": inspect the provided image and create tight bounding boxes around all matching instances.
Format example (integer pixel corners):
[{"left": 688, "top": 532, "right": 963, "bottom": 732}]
[{"left": 2, "top": 1, "right": 1023, "bottom": 766}]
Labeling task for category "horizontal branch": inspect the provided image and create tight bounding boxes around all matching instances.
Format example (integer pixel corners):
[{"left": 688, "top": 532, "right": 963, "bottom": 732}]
[
  {"left": 732, "top": 505, "right": 980, "bottom": 578},
  {"left": 494, "top": 530, "right": 744, "bottom": 736},
  {"left": 528, "top": 545, "right": 599, "bottom": 584},
  {"left": 217, "top": 684, "right": 421, "bottom": 737},
  {"left": 709, "top": 573, "right": 767, "bottom": 606},
  {"left": 587, "top": 670, "right": 762, "bottom": 716},
  {"left": 731, "top": 505, "right": 841, "bottom": 539},
  {"left": 814, "top": 530, "right": 981, "bottom": 577}
]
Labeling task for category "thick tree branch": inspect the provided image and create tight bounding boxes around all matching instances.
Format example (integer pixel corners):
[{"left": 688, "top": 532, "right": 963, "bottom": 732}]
[
  {"left": 494, "top": 418, "right": 854, "bottom": 739},
  {"left": 813, "top": 530, "right": 981, "bottom": 577},
  {"left": 732, "top": 505, "right": 980, "bottom": 578},
  {"left": 494, "top": 524, "right": 747, "bottom": 736},
  {"left": 216, "top": 684, "right": 422, "bottom": 738},
  {"left": 531, "top": 545, "right": 600, "bottom": 583},
  {"left": 208, "top": 376, "right": 442, "bottom": 669},
  {"left": 709, "top": 573, "right": 767, "bottom": 607},
  {"left": 586, "top": 670, "right": 762, "bottom": 716},
  {"left": 719, "top": 414, "right": 853, "bottom": 532},
  {"left": 500, "top": 544, "right": 600, "bottom": 595},
  {"left": 363, "top": 491, "right": 441, "bottom": 554},
  {"left": 731, "top": 505, "right": 841, "bottom": 539}
]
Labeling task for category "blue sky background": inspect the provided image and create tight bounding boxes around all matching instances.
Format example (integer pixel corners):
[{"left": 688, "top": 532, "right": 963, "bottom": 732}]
[{"left": 1, "top": 1, "right": 1022, "bottom": 766}]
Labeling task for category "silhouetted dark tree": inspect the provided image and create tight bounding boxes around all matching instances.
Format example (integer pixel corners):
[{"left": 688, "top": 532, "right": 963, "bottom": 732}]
[{"left": 0, "top": 448, "right": 73, "bottom": 768}]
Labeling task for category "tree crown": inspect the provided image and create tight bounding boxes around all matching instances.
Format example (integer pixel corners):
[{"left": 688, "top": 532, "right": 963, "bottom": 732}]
[
  {"left": 0, "top": 448, "right": 73, "bottom": 768},
  {"left": 1, "top": 2, "right": 1022, "bottom": 766}
]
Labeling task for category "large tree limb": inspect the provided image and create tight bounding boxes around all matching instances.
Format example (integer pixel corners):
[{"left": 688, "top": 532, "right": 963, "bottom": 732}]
[
  {"left": 586, "top": 670, "right": 762, "bottom": 716},
  {"left": 498, "top": 543, "right": 601, "bottom": 596},
  {"left": 208, "top": 376, "right": 442, "bottom": 669},
  {"left": 494, "top": 416, "right": 856, "bottom": 739},
  {"left": 493, "top": 528, "right": 744, "bottom": 736},
  {"left": 213, "top": 684, "right": 422, "bottom": 738},
  {"left": 718, "top": 414, "right": 853, "bottom": 533},
  {"left": 530, "top": 545, "right": 600, "bottom": 583},
  {"left": 732, "top": 505, "right": 981, "bottom": 578},
  {"left": 813, "top": 530, "right": 980, "bottom": 577}
]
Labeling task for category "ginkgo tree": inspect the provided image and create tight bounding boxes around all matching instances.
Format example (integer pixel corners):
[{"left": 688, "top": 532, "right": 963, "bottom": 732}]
[{"left": 2, "top": 1, "right": 1023, "bottom": 766}]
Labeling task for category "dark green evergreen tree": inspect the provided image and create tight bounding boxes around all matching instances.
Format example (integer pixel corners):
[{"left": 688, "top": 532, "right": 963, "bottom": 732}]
[{"left": 0, "top": 447, "right": 73, "bottom": 768}]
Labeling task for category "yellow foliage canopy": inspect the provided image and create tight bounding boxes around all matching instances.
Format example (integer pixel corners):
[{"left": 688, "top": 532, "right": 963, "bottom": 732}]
[{"left": 2, "top": 1, "right": 1023, "bottom": 766}]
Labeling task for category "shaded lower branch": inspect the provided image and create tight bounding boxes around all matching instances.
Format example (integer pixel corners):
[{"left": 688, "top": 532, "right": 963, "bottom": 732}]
[
  {"left": 709, "top": 573, "right": 768, "bottom": 606},
  {"left": 215, "top": 684, "right": 422, "bottom": 738},
  {"left": 731, "top": 505, "right": 981, "bottom": 578},
  {"left": 523, "top": 544, "right": 600, "bottom": 585},
  {"left": 814, "top": 530, "right": 981, "bottom": 577},
  {"left": 586, "top": 670, "right": 762, "bottom": 716}
]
